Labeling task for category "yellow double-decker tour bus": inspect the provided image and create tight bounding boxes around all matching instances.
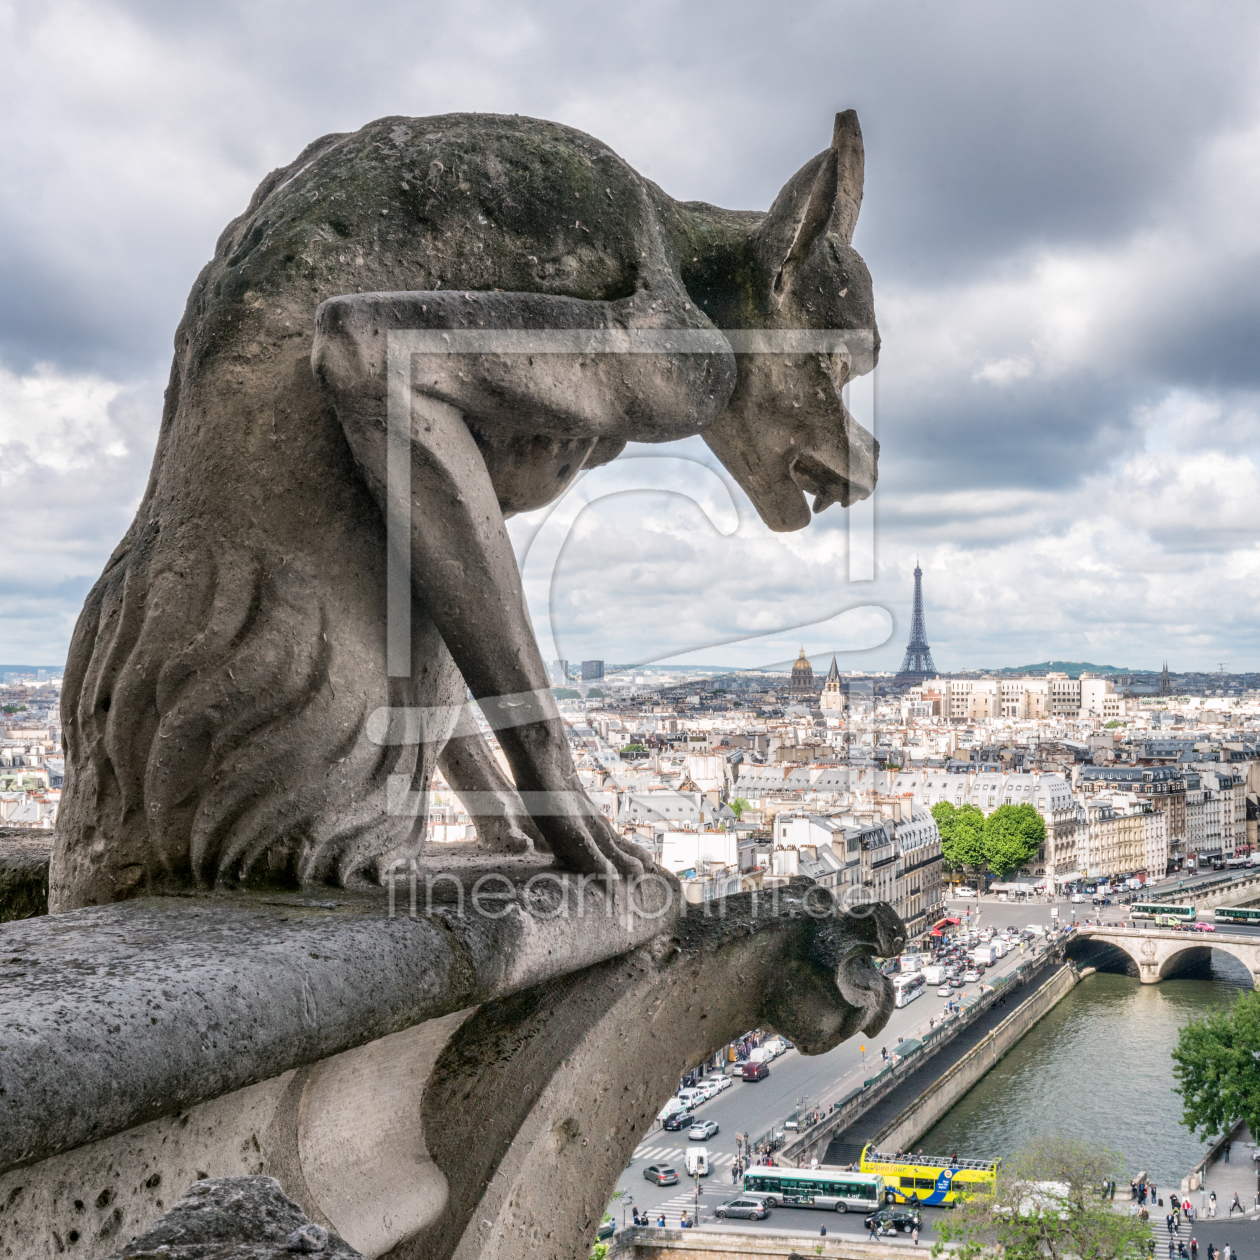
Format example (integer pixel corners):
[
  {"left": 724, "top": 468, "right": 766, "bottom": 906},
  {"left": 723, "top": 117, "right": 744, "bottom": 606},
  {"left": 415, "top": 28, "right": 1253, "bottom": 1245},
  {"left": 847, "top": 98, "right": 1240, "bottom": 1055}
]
[{"left": 860, "top": 1146, "right": 999, "bottom": 1206}]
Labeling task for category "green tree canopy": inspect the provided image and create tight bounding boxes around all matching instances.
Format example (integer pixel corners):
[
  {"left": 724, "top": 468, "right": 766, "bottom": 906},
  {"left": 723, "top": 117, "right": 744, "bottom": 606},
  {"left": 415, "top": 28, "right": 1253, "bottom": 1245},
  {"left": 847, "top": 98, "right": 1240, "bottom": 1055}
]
[
  {"left": 983, "top": 803, "right": 1047, "bottom": 879},
  {"left": 1173, "top": 988, "right": 1260, "bottom": 1140},
  {"left": 932, "top": 1138, "right": 1149, "bottom": 1260},
  {"left": 932, "top": 801, "right": 987, "bottom": 870},
  {"left": 729, "top": 797, "right": 751, "bottom": 819}
]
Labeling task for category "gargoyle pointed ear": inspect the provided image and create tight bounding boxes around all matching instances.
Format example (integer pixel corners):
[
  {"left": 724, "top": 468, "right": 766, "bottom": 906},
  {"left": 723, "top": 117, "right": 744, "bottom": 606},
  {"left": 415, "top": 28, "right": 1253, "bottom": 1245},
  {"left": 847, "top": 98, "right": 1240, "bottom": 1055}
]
[
  {"left": 829, "top": 109, "right": 865, "bottom": 245},
  {"left": 760, "top": 110, "right": 866, "bottom": 304},
  {"left": 787, "top": 110, "right": 865, "bottom": 263}
]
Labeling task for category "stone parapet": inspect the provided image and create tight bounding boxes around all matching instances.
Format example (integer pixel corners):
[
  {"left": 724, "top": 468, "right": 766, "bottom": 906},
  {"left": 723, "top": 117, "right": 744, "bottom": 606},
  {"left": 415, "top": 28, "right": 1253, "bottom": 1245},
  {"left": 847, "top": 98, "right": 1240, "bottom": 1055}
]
[
  {"left": 0, "top": 828, "right": 50, "bottom": 922},
  {"left": 608, "top": 1224, "right": 915, "bottom": 1258},
  {"left": 2, "top": 879, "right": 903, "bottom": 1260}
]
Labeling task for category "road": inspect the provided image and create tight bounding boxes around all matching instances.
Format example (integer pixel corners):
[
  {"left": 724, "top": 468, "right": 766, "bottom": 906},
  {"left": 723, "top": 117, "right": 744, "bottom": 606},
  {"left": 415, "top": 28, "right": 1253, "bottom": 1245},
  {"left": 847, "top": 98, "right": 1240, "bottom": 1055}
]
[{"left": 605, "top": 897, "right": 1066, "bottom": 1236}]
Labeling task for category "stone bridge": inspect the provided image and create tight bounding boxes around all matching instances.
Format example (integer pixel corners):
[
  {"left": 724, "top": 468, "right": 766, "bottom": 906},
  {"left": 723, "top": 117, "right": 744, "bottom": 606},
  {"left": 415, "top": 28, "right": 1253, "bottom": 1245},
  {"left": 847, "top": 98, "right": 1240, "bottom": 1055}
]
[{"left": 1070, "top": 925, "right": 1260, "bottom": 986}]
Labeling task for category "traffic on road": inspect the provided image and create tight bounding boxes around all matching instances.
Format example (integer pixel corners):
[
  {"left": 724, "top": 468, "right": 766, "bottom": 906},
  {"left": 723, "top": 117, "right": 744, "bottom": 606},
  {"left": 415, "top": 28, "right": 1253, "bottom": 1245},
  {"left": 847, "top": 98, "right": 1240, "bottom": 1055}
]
[{"left": 603, "top": 898, "right": 1069, "bottom": 1239}]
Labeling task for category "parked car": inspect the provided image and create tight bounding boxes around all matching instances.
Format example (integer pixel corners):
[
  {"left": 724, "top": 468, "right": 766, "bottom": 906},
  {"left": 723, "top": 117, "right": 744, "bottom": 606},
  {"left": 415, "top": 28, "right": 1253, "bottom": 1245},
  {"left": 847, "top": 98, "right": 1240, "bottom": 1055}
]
[
  {"left": 742, "top": 1061, "right": 769, "bottom": 1082},
  {"left": 716, "top": 1197, "right": 772, "bottom": 1221},
  {"left": 864, "top": 1206, "right": 922, "bottom": 1233},
  {"left": 662, "top": 1111, "right": 695, "bottom": 1132},
  {"left": 955, "top": 887, "right": 977, "bottom": 898},
  {"left": 1071, "top": 893, "right": 1086, "bottom": 903},
  {"left": 643, "top": 1165, "right": 679, "bottom": 1186},
  {"left": 704, "top": 1073, "right": 733, "bottom": 1092},
  {"left": 688, "top": 1119, "right": 720, "bottom": 1140}
]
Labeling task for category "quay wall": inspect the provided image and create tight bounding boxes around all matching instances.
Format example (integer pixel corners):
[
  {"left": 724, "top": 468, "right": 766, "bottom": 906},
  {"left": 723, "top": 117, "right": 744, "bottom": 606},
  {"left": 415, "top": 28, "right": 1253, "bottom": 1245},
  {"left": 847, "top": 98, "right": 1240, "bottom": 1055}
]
[
  {"left": 872, "top": 962, "right": 1080, "bottom": 1152},
  {"left": 782, "top": 949, "right": 1065, "bottom": 1168},
  {"left": 608, "top": 1226, "right": 910, "bottom": 1259}
]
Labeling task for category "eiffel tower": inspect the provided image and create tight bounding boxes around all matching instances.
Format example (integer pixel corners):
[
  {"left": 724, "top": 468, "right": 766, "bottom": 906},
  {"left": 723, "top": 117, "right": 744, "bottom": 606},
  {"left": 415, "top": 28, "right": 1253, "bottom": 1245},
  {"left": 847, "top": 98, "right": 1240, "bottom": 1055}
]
[{"left": 896, "top": 559, "right": 937, "bottom": 684}]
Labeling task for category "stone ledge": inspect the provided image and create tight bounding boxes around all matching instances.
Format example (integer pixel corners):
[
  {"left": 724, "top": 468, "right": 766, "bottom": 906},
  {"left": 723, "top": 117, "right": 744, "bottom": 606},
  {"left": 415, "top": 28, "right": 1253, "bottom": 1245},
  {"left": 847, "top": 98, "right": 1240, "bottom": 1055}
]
[
  {"left": 0, "top": 828, "right": 51, "bottom": 922},
  {"left": 0, "top": 863, "right": 676, "bottom": 1175}
]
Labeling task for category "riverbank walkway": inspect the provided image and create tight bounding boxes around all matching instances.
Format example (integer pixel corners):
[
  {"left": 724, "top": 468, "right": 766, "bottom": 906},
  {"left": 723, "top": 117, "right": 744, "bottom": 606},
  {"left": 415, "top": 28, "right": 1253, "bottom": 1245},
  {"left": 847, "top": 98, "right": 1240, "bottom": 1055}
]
[{"left": 822, "top": 978, "right": 1050, "bottom": 1165}]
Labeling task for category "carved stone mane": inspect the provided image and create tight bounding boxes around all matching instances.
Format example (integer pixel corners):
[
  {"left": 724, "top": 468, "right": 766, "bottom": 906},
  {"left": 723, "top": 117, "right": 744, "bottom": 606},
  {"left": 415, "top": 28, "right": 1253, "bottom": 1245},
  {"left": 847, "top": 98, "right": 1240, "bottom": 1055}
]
[{"left": 50, "top": 112, "right": 878, "bottom": 910}]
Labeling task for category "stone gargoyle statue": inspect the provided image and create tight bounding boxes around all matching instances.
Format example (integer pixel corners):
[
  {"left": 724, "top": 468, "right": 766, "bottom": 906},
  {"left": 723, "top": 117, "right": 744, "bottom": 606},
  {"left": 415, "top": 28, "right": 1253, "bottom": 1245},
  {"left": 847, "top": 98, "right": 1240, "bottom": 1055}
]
[{"left": 50, "top": 111, "right": 879, "bottom": 910}]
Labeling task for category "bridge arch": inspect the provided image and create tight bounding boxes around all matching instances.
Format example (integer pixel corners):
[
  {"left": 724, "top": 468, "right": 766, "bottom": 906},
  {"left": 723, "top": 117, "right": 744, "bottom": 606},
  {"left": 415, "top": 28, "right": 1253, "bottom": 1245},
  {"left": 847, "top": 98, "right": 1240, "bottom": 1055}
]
[{"left": 1074, "top": 927, "right": 1260, "bottom": 988}]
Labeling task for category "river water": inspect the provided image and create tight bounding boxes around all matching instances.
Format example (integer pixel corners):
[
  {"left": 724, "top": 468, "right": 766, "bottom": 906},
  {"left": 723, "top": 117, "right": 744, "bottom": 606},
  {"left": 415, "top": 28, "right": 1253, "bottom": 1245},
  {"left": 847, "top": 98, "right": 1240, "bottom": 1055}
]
[{"left": 918, "top": 957, "right": 1252, "bottom": 1187}]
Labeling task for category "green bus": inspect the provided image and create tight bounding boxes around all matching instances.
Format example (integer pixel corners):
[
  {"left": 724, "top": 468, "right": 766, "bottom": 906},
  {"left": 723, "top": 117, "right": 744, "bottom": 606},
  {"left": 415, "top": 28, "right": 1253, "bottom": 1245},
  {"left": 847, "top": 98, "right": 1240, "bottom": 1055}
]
[
  {"left": 1132, "top": 903, "right": 1195, "bottom": 921},
  {"left": 742, "top": 1167, "right": 886, "bottom": 1212},
  {"left": 1215, "top": 906, "right": 1260, "bottom": 925}
]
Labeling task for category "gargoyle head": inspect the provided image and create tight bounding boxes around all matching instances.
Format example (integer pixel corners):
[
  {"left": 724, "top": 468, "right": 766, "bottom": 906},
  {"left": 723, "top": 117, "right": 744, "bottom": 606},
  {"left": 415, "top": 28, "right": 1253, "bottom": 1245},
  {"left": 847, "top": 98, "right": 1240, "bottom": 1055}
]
[{"left": 700, "top": 110, "right": 880, "bottom": 533}]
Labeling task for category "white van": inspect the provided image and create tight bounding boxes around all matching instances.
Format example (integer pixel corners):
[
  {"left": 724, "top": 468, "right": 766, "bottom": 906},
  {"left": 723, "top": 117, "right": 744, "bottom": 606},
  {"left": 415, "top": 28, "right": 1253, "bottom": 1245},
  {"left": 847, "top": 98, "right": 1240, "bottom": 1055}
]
[
  {"left": 658, "top": 1097, "right": 688, "bottom": 1122},
  {"left": 685, "top": 1146, "right": 710, "bottom": 1177},
  {"left": 955, "top": 886, "right": 977, "bottom": 898},
  {"left": 677, "top": 1088, "right": 705, "bottom": 1109}
]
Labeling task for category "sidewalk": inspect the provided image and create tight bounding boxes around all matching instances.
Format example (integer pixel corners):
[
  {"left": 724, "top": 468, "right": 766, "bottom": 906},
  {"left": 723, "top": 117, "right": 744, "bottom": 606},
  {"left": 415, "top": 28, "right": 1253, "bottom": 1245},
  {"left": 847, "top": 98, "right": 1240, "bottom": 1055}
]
[
  {"left": 1195, "top": 1125, "right": 1260, "bottom": 1220},
  {"left": 822, "top": 964, "right": 1062, "bottom": 1165}
]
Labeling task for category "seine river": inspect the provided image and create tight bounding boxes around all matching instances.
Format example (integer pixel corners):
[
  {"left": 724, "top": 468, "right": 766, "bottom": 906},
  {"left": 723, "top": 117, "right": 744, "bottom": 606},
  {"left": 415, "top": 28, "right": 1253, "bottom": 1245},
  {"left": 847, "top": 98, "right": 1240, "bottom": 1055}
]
[{"left": 919, "top": 958, "right": 1252, "bottom": 1187}]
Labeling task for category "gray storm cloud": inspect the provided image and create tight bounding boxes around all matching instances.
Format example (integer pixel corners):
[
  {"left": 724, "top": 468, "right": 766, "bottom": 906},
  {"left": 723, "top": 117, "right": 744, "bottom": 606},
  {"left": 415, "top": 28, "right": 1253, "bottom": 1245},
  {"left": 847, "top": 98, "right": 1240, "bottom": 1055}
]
[{"left": 1, "top": 0, "right": 1258, "bottom": 668}]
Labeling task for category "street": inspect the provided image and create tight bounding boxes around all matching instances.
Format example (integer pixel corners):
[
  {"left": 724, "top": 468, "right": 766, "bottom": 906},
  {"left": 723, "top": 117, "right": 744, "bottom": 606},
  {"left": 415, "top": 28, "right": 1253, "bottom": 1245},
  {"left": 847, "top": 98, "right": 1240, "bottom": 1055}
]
[{"left": 606, "top": 897, "right": 1067, "bottom": 1235}]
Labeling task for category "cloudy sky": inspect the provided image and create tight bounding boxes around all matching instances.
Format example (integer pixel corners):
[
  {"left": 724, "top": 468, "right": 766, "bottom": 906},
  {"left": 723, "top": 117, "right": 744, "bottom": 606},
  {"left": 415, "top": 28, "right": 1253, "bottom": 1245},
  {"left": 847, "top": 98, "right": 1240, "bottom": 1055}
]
[{"left": 2, "top": 0, "right": 1259, "bottom": 674}]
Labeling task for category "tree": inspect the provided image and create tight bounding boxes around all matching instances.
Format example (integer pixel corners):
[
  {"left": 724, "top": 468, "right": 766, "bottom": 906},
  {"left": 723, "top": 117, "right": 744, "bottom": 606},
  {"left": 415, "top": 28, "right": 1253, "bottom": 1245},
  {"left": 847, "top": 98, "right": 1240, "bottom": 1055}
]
[
  {"left": 983, "top": 804, "right": 1046, "bottom": 879},
  {"left": 1173, "top": 988, "right": 1260, "bottom": 1140},
  {"left": 730, "top": 797, "right": 751, "bottom": 820},
  {"left": 932, "top": 801, "right": 987, "bottom": 871},
  {"left": 932, "top": 1138, "right": 1149, "bottom": 1260}
]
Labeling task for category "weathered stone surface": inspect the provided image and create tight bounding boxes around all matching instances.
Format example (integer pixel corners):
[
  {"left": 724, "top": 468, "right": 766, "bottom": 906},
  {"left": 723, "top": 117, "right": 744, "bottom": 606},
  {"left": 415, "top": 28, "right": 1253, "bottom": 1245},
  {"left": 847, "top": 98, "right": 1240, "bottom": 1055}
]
[
  {"left": 50, "top": 109, "right": 879, "bottom": 910},
  {"left": 108, "top": 1176, "right": 362, "bottom": 1259},
  {"left": 1, "top": 883, "right": 902, "bottom": 1259},
  {"left": 0, "top": 860, "right": 673, "bottom": 1174},
  {"left": 0, "top": 828, "right": 50, "bottom": 921}
]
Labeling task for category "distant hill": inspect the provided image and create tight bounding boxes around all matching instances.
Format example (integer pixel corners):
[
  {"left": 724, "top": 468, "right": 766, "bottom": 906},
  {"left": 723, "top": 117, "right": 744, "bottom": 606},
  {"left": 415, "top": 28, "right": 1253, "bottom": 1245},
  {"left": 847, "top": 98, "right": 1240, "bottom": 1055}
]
[{"left": 1003, "top": 661, "right": 1136, "bottom": 677}]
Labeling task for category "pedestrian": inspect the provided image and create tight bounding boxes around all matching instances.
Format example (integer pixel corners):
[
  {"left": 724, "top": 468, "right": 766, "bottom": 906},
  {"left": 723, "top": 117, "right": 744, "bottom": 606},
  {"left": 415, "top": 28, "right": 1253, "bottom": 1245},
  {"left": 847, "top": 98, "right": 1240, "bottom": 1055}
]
[
  {"left": 1230, "top": 1192, "right": 1243, "bottom": 1216},
  {"left": 1226, "top": 1142, "right": 1233, "bottom": 1163},
  {"left": 1210, "top": 1191, "right": 1217, "bottom": 1218},
  {"left": 1180, "top": 1243, "right": 1189, "bottom": 1259},
  {"left": 869, "top": 1219, "right": 881, "bottom": 1241},
  {"left": 657, "top": 1214, "right": 665, "bottom": 1228},
  {"left": 1112, "top": 1180, "right": 1118, "bottom": 1200},
  {"left": 1171, "top": 1241, "right": 1178, "bottom": 1259},
  {"left": 820, "top": 1226, "right": 828, "bottom": 1237},
  {"left": 1191, "top": 1239, "right": 1198, "bottom": 1260},
  {"left": 1206, "top": 1243, "right": 1216, "bottom": 1260},
  {"left": 913, "top": 1226, "right": 920, "bottom": 1246}
]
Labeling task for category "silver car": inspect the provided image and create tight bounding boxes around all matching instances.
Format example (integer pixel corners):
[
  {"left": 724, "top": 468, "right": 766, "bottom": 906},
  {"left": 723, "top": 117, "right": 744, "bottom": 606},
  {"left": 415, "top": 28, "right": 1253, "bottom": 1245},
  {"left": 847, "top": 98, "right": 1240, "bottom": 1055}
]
[
  {"left": 715, "top": 1197, "right": 771, "bottom": 1220},
  {"left": 687, "top": 1119, "right": 719, "bottom": 1140}
]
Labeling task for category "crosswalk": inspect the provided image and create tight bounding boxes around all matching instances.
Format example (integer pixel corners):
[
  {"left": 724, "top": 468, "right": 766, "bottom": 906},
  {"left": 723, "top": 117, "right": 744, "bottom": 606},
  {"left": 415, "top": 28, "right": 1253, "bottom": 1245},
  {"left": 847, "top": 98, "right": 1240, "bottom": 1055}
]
[
  {"left": 631, "top": 1142, "right": 741, "bottom": 1168},
  {"left": 639, "top": 1190, "right": 710, "bottom": 1226}
]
